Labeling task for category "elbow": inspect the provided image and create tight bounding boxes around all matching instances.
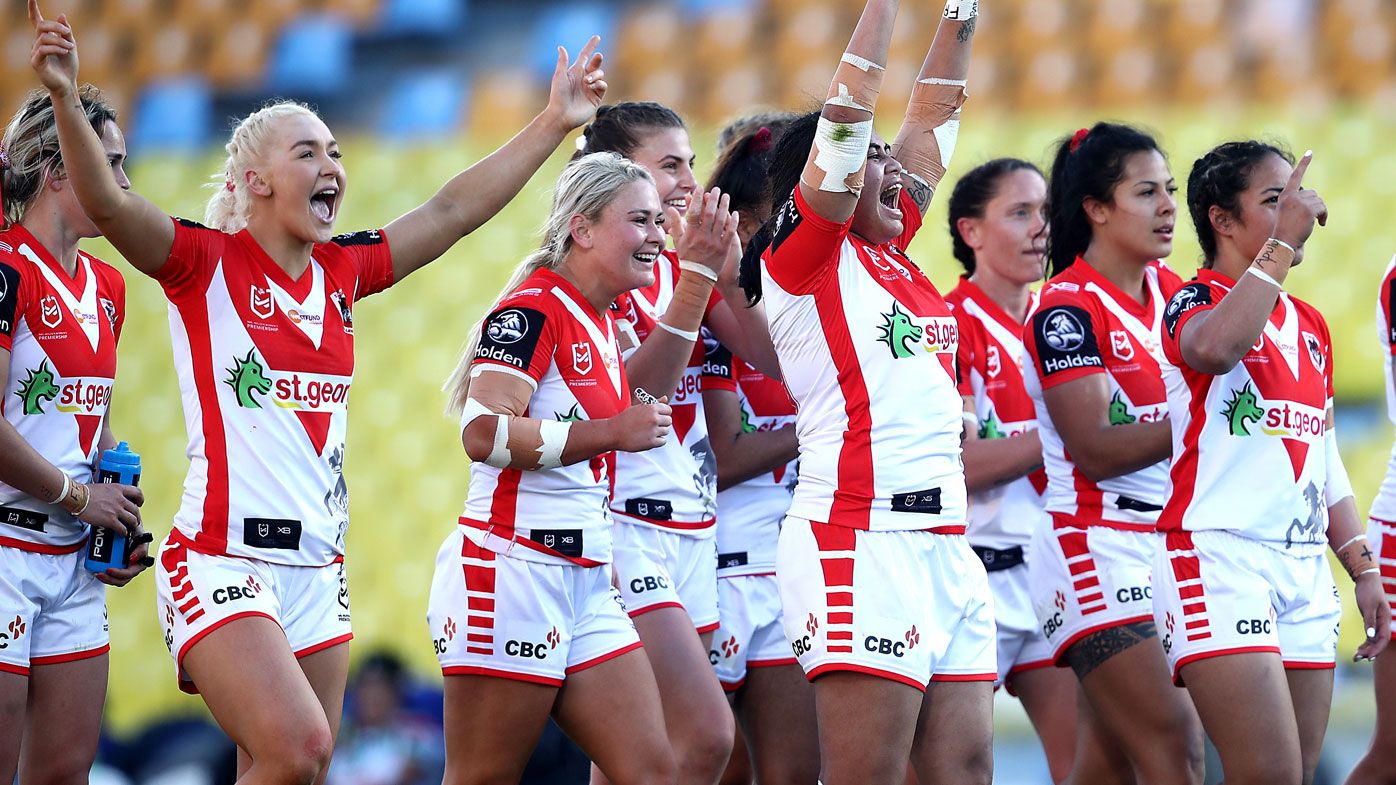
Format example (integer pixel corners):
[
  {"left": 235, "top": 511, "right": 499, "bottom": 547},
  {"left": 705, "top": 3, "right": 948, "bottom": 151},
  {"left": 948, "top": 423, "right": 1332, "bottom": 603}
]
[
  {"left": 1070, "top": 450, "right": 1115, "bottom": 484},
  {"left": 1182, "top": 339, "right": 1241, "bottom": 376}
]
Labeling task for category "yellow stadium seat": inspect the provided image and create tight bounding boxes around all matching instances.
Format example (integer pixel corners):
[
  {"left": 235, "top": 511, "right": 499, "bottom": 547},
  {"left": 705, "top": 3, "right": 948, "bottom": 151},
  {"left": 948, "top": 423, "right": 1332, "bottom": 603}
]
[
  {"left": 468, "top": 68, "right": 546, "bottom": 139},
  {"left": 129, "top": 24, "right": 197, "bottom": 83},
  {"left": 171, "top": 0, "right": 236, "bottom": 31},
  {"left": 321, "top": 0, "right": 381, "bottom": 26},
  {"left": 205, "top": 20, "right": 270, "bottom": 89},
  {"left": 1088, "top": 46, "right": 1161, "bottom": 108}
]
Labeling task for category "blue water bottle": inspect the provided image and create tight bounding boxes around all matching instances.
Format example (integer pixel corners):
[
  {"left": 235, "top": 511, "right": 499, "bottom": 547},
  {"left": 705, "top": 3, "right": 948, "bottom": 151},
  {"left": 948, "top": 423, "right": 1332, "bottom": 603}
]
[{"left": 84, "top": 442, "right": 141, "bottom": 573}]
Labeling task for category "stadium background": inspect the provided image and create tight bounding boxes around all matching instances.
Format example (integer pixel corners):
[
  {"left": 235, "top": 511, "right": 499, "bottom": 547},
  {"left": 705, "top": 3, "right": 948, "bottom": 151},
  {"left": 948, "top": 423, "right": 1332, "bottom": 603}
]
[{"left": 3, "top": 0, "right": 1395, "bottom": 780}]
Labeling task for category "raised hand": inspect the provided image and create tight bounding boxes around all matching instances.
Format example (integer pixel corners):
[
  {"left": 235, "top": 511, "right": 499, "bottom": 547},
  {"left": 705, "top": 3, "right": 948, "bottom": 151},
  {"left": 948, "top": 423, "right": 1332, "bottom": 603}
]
[
  {"left": 673, "top": 188, "right": 738, "bottom": 278},
  {"left": 1271, "top": 151, "right": 1329, "bottom": 253},
  {"left": 546, "top": 35, "right": 607, "bottom": 131},
  {"left": 27, "top": 0, "right": 79, "bottom": 95}
]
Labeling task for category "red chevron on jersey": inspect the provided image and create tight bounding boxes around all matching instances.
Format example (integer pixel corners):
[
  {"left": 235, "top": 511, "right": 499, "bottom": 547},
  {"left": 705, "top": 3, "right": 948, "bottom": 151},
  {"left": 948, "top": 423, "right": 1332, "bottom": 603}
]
[
  {"left": 154, "top": 219, "right": 394, "bottom": 566},
  {"left": 1024, "top": 258, "right": 1182, "bottom": 530},
  {"left": 947, "top": 278, "right": 1046, "bottom": 549},
  {"left": 1159, "top": 270, "right": 1333, "bottom": 553},
  {"left": 0, "top": 225, "right": 124, "bottom": 552},
  {"left": 462, "top": 268, "right": 628, "bottom": 567},
  {"left": 609, "top": 250, "right": 722, "bottom": 534}
]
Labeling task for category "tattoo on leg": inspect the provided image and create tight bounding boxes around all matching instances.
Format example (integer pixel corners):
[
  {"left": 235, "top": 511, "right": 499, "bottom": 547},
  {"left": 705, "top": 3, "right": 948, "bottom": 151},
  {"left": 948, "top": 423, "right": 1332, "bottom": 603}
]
[
  {"left": 957, "top": 17, "right": 977, "bottom": 43},
  {"left": 1065, "top": 620, "right": 1158, "bottom": 680}
]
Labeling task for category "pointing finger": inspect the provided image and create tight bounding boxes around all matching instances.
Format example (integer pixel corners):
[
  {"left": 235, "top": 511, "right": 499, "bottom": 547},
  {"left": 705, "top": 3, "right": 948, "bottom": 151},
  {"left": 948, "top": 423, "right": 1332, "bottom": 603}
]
[
  {"left": 1284, "top": 149, "right": 1312, "bottom": 194},
  {"left": 576, "top": 35, "right": 600, "bottom": 69},
  {"left": 28, "top": 0, "right": 43, "bottom": 27}
]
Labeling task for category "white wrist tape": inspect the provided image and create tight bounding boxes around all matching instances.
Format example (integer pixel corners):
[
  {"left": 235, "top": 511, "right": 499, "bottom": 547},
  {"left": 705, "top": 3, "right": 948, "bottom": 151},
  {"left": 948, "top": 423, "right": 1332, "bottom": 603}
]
[
  {"left": 50, "top": 473, "right": 70, "bottom": 505},
  {"left": 657, "top": 320, "right": 699, "bottom": 342},
  {"left": 961, "top": 411, "right": 978, "bottom": 427},
  {"left": 1325, "top": 425, "right": 1354, "bottom": 506},
  {"left": 1245, "top": 265, "right": 1282, "bottom": 288},
  {"left": 943, "top": 0, "right": 978, "bottom": 21},
  {"left": 678, "top": 260, "right": 719, "bottom": 282},
  {"left": 809, "top": 116, "right": 873, "bottom": 194},
  {"left": 535, "top": 419, "right": 572, "bottom": 470}
]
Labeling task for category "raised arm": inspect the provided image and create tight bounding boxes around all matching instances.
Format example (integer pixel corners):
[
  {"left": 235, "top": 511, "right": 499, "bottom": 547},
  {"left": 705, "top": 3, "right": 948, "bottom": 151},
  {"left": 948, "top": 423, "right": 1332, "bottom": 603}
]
[
  {"left": 384, "top": 38, "right": 607, "bottom": 281},
  {"left": 1177, "top": 153, "right": 1327, "bottom": 374},
  {"left": 29, "top": 0, "right": 172, "bottom": 275},
  {"left": 891, "top": 0, "right": 976, "bottom": 215},
  {"left": 461, "top": 370, "right": 669, "bottom": 469},
  {"left": 796, "top": 0, "right": 900, "bottom": 224}
]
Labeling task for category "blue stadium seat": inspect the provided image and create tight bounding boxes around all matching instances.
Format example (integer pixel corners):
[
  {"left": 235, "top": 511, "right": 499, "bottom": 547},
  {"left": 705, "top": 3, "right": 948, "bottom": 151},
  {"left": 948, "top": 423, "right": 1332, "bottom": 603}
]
[
  {"left": 269, "top": 14, "right": 354, "bottom": 96},
  {"left": 529, "top": 4, "right": 617, "bottom": 78},
  {"left": 130, "top": 78, "right": 213, "bottom": 152},
  {"left": 679, "top": 0, "right": 755, "bottom": 13},
  {"left": 379, "top": 0, "right": 467, "bottom": 35},
  {"left": 378, "top": 70, "right": 469, "bottom": 140}
]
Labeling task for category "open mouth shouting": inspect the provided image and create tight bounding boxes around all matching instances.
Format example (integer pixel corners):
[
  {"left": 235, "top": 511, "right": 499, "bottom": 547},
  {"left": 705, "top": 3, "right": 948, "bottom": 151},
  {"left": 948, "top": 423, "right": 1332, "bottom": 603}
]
[
  {"left": 310, "top": 185, "right": 339, "bottom": 225},
  {"left": 879, "top": 182, "right": 903, "bottom": 216}
]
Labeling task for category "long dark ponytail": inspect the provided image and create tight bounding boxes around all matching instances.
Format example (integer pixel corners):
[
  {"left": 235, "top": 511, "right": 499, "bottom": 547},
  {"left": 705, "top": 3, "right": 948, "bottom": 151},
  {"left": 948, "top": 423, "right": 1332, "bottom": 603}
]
[
  {"left": 1046, "top": 122, "right": 1162, "bottom": 278},
  {"left": 738, "top": 110, "right": 821, "bottom": 305}
]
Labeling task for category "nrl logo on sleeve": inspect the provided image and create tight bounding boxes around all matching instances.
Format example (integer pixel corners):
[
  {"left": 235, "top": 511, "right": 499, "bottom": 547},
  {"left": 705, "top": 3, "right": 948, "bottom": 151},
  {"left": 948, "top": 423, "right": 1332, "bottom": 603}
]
[{"left": 250, "top": 285, "right": 274, "bottom": 319}]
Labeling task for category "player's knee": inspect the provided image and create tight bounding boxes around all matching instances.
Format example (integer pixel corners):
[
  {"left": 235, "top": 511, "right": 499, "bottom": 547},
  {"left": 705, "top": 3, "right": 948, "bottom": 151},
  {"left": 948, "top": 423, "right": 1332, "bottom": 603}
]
[
  {"left": 673, "top": 712, "right": 734, "bottom": 777},
  {"left": 606, "top": 744, "right": 678, "bottom": 785},
  {"left": 255, "top": 720, "right": 334, "bottom": 783},
  {"left": 1228, "top": 754, "right": 1302, "bottom": 785},
  {"left": 22, "top": 758, "right": 98, "bottom": 785}
]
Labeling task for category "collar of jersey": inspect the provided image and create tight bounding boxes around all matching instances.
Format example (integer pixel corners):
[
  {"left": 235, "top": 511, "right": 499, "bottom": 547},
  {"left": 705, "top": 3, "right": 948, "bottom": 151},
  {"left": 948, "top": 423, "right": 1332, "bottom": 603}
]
[
  {"left": 1195, "top": 268, "right": 1238, "bottom": 289},
  {"left": 1070, "top": 255, "right": 1158, "bottom": 319},
  {"left": 536, "top": 267, "right": 608, "bottom": 330},
  {"left": 954, "top": 275, "right": 1025, "bottom": 334},
  {"left": 5, "top": 223, "right": 90, "bottom": 297},
  {"left": 236, "top": 229, "right": 316, "bottom": 301}
]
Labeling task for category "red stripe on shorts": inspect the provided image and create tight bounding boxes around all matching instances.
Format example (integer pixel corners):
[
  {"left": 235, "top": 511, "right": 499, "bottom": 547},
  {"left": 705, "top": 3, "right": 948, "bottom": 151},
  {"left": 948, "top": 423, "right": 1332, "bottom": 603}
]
[{"left": 460, "top": 536, "right": 497, "bottom": 655}]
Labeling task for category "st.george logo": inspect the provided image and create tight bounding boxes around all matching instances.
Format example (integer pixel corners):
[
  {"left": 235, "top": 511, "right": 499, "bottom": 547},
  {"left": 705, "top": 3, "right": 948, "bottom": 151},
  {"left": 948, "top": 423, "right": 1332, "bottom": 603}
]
[
  {"left": 250, "top": 285, "right": 274, "bottom": 319},
  {"left": 572, "top": 342, "right": 593, "bottom": 374}
]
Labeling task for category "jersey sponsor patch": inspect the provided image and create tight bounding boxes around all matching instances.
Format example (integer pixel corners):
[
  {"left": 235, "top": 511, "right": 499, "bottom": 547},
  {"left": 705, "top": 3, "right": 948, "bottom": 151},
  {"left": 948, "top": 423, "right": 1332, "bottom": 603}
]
[
  {"left": 529, "top": 528, "right": 583, "bottom": 557},
  {"left": 243, "top": 518, "right": 302, "bottom": 550},
  {"left": 475, "top": 307, "right": 545, "bottom": 371},
  {"left": 1032, "top": 305, "right": 1103, "bottom": 376},
  {"left": 0, "top": 262, "right": 20, "bottom": 337},
  {"left": 1163, "top": 283, "right": 1212, "bottom": 338},
  {"left": 173, "top": 217, "right": 211, "bottom": 230},
  {"left": 703, "top": 336, "right": 734, "bottom": 381},
  {"left": 769, "top": 195, "right": 803, "bottom": 254},
  {"left": 330, "top": 229, "right": 386, "bottom": 247}
]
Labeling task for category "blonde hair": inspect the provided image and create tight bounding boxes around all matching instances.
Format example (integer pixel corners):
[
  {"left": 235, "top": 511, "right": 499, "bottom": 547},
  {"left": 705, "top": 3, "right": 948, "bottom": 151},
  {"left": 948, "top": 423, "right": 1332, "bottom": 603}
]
[
  {"left": 1, "top": 86, "right": 118, "bottom": 228},
  {"left": 204, "top": 100, "right": 319, "bottom": 233},
  {"left": 444, "top": 152, "right": 654, "bottom": 415}
]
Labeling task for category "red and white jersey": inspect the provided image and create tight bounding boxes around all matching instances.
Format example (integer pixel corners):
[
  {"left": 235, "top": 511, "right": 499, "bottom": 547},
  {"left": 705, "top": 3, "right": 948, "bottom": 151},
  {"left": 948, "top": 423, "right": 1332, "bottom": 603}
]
[
  {"left": 154, "top": 219, "right": 394, "bottom": 566},
  {"left": 947, "top": 278, "right": 1046, "bottom": 550},
  {"left": 1371, "top": 256, "right": 1396, "bottom": 522},
  {"left": 1159, "top": 270, "right": 1334, "bottom": 555},
  {"left": 701, "top": 337, "right": 797, "bottom": 577},
  {"left": 608, "top": 250, "right": 720, "bottom": 536},
  {"left": 0, "top": 225, "right": 123, "bottom": 552},
  {"left": 1023, "top": 258, "right": 1182, "bottom": 531},
  {"left": 759, "top": 188, "right": 966, "bottom": 532},
  {"left": 461, "top": 268, "right": 627, "bottom": 567}
]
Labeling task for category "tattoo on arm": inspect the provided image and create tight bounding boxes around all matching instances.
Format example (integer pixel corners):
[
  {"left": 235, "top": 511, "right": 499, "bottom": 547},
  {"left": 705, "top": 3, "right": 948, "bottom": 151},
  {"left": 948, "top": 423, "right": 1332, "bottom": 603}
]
[
  {"left": 957, "top": 16, "right": 977, "bottom": 43},
  {"left": 904, "top": 175, "right": 934, "bottom": 214},
  {"left": 1065, "top": 620, "right": 1157, "bottom": 680}
]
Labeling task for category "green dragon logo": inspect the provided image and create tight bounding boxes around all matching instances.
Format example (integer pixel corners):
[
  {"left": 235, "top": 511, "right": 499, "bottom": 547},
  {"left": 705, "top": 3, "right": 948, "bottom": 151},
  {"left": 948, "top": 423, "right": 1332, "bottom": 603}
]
[
  {"left": 739, "top": 404, "right": 757, "bottom": 434},
  {"left": 1108, "top": 391, "right": 1136, "bottom": 426},
  {"left": 224, "top": 350, "right": 273, "bottom": 409},
  {"left": 16, "top": 360, "right": 59, "bottom": 415},
  {"left": 1221, "top": 382, "right": 1264, "bottom": 436},
  {"left": 556, "top": 404, "right": 584, "bottom": 422},
  {"left": 875, "top": 302, "right": 924, "bottom": 359},
  {"left": 977, "top": 412, "right": 1006, "bottom": 440}
]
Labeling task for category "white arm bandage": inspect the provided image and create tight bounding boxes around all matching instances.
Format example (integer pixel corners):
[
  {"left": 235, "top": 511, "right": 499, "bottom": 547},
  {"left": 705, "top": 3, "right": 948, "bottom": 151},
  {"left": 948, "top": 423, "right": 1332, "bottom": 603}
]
[
  {"left": 1325, "top": 424, "right": 1354, "bottom": 506},
  {"left": 943, "top": 0, "right": 978, "bottom": 21},
  {"left": 461, "top": 397, "right": 516, "bottom": 469},
  {"left": 536, "top": 419, "right": 573, "bottom": 470}
]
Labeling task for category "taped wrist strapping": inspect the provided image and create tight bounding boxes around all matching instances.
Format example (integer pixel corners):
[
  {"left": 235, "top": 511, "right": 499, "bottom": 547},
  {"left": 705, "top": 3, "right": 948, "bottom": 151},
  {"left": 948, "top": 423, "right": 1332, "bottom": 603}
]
[
  {"left": 897, "top": 77, "right": 968, "bottom": 195},
  {"left": 803, "top": 53, "right": 885, "bottom": 196}
]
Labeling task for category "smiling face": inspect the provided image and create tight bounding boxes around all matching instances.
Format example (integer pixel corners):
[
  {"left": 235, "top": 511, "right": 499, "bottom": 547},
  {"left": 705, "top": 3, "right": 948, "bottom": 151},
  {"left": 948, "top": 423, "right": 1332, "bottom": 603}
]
[
  {"left": 249, "top": 112, "right": 345, "bottom": 245},
  {"left": 961, "top": 168, "right": 1048, "bottom": 286},
  {"left": 1086, "top": 149, "right": 1177, "bottom": 264},
  {"left": 571, "top": 179, "right": 665, "bottom": 298},
  {"left": 627, "top": 126, "right": 698, "bottom": 215},
  {"left": 1222, "top": 152, "right": 1304, "bottom": 265},
  {"left": 849, "top": 131, "right": 905, "bottom": 246}
]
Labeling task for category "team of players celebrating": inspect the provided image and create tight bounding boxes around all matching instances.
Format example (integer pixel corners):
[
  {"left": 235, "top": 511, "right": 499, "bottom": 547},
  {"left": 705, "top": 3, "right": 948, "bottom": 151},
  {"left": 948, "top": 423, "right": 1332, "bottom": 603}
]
[{"left": 3, "top": 0, "right": 1395, "bottom": 783}]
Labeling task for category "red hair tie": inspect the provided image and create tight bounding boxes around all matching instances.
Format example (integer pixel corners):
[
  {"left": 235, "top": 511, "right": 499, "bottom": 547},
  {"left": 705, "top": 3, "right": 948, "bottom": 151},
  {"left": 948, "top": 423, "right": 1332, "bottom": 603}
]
[
  {"left": 225, "top": 177, "right": 235, "bottom": 193},
  {"left": 747, "top": 126, "right": 774, "bottom": 155},
  {"left": 1069, "top": 127, "right": 1090, "bottom": 153}
]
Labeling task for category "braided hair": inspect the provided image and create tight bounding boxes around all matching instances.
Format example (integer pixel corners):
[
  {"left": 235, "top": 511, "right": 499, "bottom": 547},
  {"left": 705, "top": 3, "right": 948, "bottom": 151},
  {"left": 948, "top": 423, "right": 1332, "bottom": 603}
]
[{"left": 1187, "top": 141, "right": 1292, "bottom": 268}]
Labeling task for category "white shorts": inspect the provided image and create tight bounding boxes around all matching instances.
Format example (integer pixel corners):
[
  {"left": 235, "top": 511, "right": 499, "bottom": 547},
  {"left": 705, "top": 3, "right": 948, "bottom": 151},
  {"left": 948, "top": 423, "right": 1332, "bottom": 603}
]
[
  {"left": 428, "top": 529, "right": 642, "bottom": 686},
  {"left": 1030, "top": 520, "right": 1159, "bottom": 663},
  {"left": 612, "top": 523, "right": 720, "bottom": 633},
  {"left": 155, "top": 531, "right": 352, "bottom": 693},
  {"left": 0, "top": 545, "right": 108, "bottom": 675},
  {"left": 710, "top": 574, "right": 796, "bottom": 691},
  {"left": 987, "top": 562, "right": 1055, "bottom": 691},
  {"left": 1368, "top": 518, "right": 1396, "bottom": 640},
  {"left": 777, "top": 517, "right": 996, "bottom": 691},
  {"left": 1153, "top": 530, "right": 1340, "bottom": 686}
]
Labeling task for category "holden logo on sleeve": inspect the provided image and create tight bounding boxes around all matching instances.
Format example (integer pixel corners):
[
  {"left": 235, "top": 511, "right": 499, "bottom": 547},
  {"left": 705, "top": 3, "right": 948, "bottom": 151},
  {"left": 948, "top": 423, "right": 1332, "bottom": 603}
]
[
  {"left": 250, "top": 285, "right": 274, "bottom": 319},
  {"left": 487, "top": 310, "right": 529, "bottom": 344},
  {"left": 572, "top": 342, "right": 593, "bottom": 374},
  {"left": 40, "top": 295, "right": 62, "bottom": 328},
  {"left": 1042, "top": 310, "right": 1084, "bottom": 351}
]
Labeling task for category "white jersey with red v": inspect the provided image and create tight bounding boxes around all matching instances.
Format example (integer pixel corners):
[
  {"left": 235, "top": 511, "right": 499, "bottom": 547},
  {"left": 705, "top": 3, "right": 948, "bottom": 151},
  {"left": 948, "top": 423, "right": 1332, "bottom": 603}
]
[
  {"left": 1370, "top": 256, "right": 1396, "bottom": 522},
  {"left": 948, "top": 278, "right": 1046, "bottom": 549},
  {"left": 1023, "top": 258, "right": 1183, "bottom": 530},
  {"left": 608, "top": 250, "right": 721, "bottom": 534},
  {"left": 0, "top": 225, "right": 124, "bottom": 552},
  {"left": 154, "top": 219, "right": 394, "bottom": 566},
  {"left": 1160, "top": 270, "right": 1334, "bottom": 554},
  {"left": 463, "top": 268, "right": 627, "bottom": 567},
  {"left": 701, "top": 336, "right": 797, "bottom": 576},
  {"left": 759, "top": 188, "right": 965, "bottom": 532}
]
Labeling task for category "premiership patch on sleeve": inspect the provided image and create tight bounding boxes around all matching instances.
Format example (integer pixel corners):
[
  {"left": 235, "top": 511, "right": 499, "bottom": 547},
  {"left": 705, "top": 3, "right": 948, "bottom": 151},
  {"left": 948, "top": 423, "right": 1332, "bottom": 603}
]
[
  {"left": 1162, "top": 283, "right": 1213, "bottom": 338},
  {"left": 474, "top": 307, "right": 546, "bottom": 371},
  {"left": 1031, "top": 305, "right": 1103, "bottom": 377}
]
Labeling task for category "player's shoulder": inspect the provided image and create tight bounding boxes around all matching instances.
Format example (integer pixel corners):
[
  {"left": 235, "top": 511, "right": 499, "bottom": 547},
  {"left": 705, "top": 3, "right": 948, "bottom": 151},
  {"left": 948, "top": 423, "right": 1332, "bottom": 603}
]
[
  {"left": 1036, "top": 268, "right": 1092, "bottom": 310},
  {"left": 1288, "top": 293, "right": 1329, "bottom": 334},
  {"left": 1150, "top": 259, "right": 1186, "bottom": 291}
]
